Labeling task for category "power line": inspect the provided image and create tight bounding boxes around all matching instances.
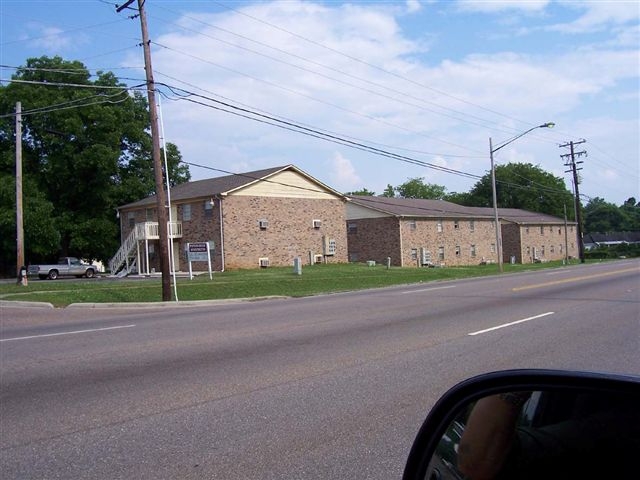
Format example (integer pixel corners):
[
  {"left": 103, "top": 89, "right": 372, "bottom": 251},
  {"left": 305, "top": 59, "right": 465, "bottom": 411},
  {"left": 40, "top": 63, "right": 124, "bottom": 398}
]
[
  {"left": 151, "top": 41, "right": 484, "bottom": 155},
  {"left": 149, "top": 5, "right": 528, "bottom": 139},
  {"left": 209, "top": 0, "right": 539, "bottom": 130}
]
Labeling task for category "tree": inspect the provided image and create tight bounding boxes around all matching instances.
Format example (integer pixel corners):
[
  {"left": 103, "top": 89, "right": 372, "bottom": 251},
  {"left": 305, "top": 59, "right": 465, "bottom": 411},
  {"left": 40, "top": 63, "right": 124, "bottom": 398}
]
[
  {"left": 584, "top": 197, "right": 637, "bottom": 233},
  {"left": 395, "top": 177, "right": 447, "bottom": 199},
  {"left": 381, "top": 184, "right": 396, "bottom": 198},
  {"left": 463, "top": 163, "right": 574, "bottom": 218},
  {"left": 345, "top": 188, "right": 375, "bottom": 196},
  {"left": 0, "top": 56, "right": 190, "bottom": 272}
]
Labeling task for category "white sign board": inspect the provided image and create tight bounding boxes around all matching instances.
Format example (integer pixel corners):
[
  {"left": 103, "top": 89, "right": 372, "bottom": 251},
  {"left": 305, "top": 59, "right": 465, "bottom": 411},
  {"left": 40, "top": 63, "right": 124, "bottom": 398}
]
[{"left": 187, "top": 242, "right": 213, "bottom": 280}]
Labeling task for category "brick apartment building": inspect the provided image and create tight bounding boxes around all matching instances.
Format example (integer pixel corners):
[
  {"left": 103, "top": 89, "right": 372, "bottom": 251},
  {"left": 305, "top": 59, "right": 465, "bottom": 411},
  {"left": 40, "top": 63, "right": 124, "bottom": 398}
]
[
  {"left": 111, "top": 165, "right": 348, "bottom": 274},
  {"left": 346, "top": 196, "right": 578, "bottom": 267}
]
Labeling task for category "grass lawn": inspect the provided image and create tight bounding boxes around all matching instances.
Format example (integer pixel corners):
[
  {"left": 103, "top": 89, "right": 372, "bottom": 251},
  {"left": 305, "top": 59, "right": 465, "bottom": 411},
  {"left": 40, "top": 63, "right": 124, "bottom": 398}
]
[{"left": 0, "top": 260, "right": 582, "bottom": 307}]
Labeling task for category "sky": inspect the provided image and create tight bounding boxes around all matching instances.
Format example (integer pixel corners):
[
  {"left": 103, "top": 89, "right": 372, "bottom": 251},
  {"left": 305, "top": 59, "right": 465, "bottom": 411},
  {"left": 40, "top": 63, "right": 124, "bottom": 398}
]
[{"left": 1, "top": 0, "right": 639, "bottom": 206}]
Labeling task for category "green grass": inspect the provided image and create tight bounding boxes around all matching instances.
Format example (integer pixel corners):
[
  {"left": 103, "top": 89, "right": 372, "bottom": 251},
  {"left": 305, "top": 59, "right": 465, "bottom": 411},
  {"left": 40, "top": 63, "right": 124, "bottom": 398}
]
[{"left": 0, "top": 260, "right": 587, "bottom": 307}]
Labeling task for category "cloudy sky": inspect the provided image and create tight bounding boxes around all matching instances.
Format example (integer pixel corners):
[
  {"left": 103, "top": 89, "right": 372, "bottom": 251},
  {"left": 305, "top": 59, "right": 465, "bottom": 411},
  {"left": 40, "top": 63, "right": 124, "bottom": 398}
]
[{"left": 1, "top": 0, "right": 638, "bottom": 205}]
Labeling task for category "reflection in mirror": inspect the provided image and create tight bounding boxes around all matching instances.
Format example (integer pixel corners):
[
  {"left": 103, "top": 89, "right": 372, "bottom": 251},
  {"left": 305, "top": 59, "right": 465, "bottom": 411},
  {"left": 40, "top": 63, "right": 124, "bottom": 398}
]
[{"left": 425, "top": 389, "right": 639, "bottom": 480}]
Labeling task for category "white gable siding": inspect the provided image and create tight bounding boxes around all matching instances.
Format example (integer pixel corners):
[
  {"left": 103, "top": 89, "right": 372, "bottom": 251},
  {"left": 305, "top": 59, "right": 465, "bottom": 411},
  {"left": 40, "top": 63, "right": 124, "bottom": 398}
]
[
  {"left": 346, "top": 202, "right": 393, "bottom": 219},
  {"left": 231, "top": 171, "right": 337, "bottom": 199}
]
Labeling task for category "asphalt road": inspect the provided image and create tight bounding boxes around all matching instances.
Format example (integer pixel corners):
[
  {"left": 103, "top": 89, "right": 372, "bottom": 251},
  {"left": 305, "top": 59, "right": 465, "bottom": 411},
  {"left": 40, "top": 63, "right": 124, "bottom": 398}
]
[{"left": 1, "top": 260, "right": 639, "bottom": 479}]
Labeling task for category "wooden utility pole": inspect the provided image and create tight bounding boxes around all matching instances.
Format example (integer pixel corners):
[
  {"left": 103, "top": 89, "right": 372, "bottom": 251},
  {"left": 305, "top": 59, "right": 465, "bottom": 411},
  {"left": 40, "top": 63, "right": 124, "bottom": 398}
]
[
  {"left": 118, "top": 0, "right": 171, "bottom": 300},
  {"left": 560, "top": 140, "right": 587, "bottom": 264},
  {"left": 15, "top": 101, "right": 26, "bottom": 285}
]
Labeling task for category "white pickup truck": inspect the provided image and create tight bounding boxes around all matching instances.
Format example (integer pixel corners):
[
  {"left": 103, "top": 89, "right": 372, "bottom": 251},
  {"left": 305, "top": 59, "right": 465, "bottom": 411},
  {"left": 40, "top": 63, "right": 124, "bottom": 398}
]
[{"left": 28, "top": 257, "right": 98, "bottom": 280}]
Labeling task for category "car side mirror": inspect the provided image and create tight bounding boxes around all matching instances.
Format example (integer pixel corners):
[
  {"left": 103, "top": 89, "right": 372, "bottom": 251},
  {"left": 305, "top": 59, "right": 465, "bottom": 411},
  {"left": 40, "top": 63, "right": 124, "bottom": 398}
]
[{"left": 403, "top": 369, "right": 640, "bottom": 480}]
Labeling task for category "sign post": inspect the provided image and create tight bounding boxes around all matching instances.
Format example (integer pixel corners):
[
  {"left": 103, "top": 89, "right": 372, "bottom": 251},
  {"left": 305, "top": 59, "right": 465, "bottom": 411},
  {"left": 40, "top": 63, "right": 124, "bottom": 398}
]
[{"left": 187, "top": 242, "right": 213, "bottom": 280}]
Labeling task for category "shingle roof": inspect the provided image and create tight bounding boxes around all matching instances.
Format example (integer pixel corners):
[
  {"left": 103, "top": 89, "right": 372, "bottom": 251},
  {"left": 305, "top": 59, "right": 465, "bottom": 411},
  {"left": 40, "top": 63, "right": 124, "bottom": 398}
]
[
  {"left": 119, "top": 165, "right": 290, "bottom": 209},
  {"left": 347, "top": 195, "right": 571, "bottom": 224}
]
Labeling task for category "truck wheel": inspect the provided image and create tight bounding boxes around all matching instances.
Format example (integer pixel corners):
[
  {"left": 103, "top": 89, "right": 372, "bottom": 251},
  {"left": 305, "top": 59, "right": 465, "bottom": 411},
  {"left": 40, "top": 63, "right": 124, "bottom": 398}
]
[
  {"left": 85, "top": 269, "right": 95, "bottom": 278},
  {"left": 47, "top": 270, "right": 58, "bottom": 280}
]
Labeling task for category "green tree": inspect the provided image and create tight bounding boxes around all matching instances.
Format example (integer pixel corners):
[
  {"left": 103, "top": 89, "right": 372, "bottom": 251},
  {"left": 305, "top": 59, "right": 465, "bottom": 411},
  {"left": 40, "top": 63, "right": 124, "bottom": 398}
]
[
  {"left": 584, "top": 197, "right": 635, "bottom": 233},
  {"left": 381, "top": 184, "right": 396, "bottom": 197},
  {"left": 344, "top": 188, "right": 375, "bottom": 196},
  {"left": 395, "top": 177, "right": 447, "bottom": 199},
  {"left": 463, "top": 163, "right": 574, "bottom": 218},
  {"left": 0, "top": 56, "right": 190, "bottom": 271}
]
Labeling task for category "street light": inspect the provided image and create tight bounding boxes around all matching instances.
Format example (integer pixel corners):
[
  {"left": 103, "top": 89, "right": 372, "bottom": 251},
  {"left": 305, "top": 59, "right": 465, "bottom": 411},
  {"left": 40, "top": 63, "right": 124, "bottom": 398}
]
[{"left": 490, "top": 122, "right": 555, "bottom": 272}]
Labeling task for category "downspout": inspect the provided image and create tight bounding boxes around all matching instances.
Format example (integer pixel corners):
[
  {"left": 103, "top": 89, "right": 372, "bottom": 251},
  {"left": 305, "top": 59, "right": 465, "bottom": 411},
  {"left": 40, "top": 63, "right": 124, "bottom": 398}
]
[
  {"left": 218, "top": 196, "right": 225, "bottom": 272},
  {"left": 398, "top": 216, "right": 404, "bottom": 267}
]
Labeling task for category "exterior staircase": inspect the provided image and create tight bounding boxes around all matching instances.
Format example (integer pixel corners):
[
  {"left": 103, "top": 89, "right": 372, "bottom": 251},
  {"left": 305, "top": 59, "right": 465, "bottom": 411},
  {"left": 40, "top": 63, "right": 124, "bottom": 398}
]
[{"left": 109, "top": 222, "right": 182, "bottom": 276}]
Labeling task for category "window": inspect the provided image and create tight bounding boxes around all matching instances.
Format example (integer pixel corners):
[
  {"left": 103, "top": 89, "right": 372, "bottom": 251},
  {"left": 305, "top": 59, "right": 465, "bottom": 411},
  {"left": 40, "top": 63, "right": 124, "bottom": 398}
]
[
  {"left": 491, "top": 243, "right": 496, "bottom": 254},
  {"left": 146, "top": 208, "right": 155, "bottom": 221},
  {"left": 259, "top": 219, "right": 268, "bottom": 230},
  {"left": 183, "top": 204, "right": 191, "bottom": 221},
  {"left": 542, "top": 245, "right": 546, "bottom": 256},
  {"left": 560, "top": 244, "right": 563, "bottom": 253},
  {"left": 454, "top": 220, "right": 459, "bottom": 230},
  {"left": 455, "top": 245, "right": 461, "bottom": 256},
  {"left": 408, "top": 220, "right": 417, "bottom": 230},
  {"left": 526, "top": 226, "right": 530, "bottom": 234},
  {"left": 438, "top": 246, "right": 445, "bottom": 260},
  {"left": 347, "top": 223, "right": 358, "bottom": 234},
  {"left": 469, "top": 220, "right": 475, "bottom": 232},
  {"left": 540, "top": 226, "right": 544, "bottom": 235},
  {"left": 558, "top": 228, "right": 562, "bottom": 235},
  {"left": 437, "top": 220, "right": 443, "bottom": 233},
  {"left": 471, "top": 244, "right": 477, "bottom": 257},
  {"left": 204, "top": 200, "right": 213, "bottom": 218},
  {"left": 550, "top": 245, "right": 555, "bottom": 253},
  {"left": 549, "top": 226, "right": 553, "bottom": 233},
  {"left": 526, "top": 246, "right": 531, "bottom": 256},
  {"left": 128, "top": 212, "right": 135, "bottom": 228},
  {"left": 411, "top": 249, "right": 418, "bottom": 261}
]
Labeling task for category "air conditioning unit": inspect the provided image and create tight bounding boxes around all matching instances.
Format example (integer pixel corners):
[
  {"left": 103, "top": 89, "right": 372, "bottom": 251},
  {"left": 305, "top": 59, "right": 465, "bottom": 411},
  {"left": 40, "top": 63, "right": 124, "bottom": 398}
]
[
  {"left": 258, "top": 219, "right": 268, "bottom": 229},
  {"left": 259, "top": 257, "right": 270, "bottom": 268},
  {"left": 313, "top": 219, "right": 322, "bottom": 229},
  {"left": 314, "top": 254, "right": 323, "bottom": 264}
]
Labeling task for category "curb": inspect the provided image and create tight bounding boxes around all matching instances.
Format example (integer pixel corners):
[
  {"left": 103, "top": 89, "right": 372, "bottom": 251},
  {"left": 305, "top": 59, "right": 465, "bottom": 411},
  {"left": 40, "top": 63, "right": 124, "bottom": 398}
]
[{"left": 0, "top": 300, "right": 54, "bottom": 309}]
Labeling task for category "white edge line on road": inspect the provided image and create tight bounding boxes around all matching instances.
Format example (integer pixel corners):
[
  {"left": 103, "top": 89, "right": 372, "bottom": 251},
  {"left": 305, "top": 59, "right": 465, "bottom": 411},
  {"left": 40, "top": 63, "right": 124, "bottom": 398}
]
[
  {"left": 400, "top": 286, "right": 456, "bottom": 294},
  {"left": 468, "top": 312, "right": 554, "bottom": 336},
  {"left": 0, "top": 324, "right": 136, "bottom": 342}
]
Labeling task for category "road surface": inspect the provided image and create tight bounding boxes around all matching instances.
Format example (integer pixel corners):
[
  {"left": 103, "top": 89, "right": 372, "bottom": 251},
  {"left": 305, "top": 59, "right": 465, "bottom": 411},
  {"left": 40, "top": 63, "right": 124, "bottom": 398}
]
[{"left": 1, "top": 260, "right": 638, "bottom": 479}]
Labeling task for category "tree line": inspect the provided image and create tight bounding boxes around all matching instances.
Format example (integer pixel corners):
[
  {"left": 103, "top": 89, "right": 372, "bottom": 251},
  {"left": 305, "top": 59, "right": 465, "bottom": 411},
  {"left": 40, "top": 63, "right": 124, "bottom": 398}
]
[{"left": 0, "top": 56, "right": 190, "bottom": 275}]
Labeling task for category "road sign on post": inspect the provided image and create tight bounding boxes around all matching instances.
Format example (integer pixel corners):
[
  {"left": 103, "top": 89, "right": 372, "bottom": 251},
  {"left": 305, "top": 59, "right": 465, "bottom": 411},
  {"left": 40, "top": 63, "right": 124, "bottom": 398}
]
[{"left": 187, "top": 242, "right": 213, "bottom": 280}]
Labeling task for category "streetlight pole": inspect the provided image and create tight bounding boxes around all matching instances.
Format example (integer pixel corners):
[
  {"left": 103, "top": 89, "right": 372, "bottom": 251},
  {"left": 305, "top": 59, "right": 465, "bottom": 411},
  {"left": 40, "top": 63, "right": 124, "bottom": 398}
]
[{"left": 490, "top": 123, "right": 555, "bottom": 272}]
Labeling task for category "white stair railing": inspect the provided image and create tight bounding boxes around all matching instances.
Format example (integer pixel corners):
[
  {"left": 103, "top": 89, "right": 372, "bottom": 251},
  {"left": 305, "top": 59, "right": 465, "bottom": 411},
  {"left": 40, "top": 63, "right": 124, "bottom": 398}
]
[{"left": 108, "top": 228, "right": 139, "bottom": 275}]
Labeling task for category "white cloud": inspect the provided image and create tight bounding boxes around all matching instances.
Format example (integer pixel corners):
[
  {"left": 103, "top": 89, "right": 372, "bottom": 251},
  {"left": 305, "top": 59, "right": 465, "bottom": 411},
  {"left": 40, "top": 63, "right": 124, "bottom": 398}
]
[
  {"left": 406, "top": 0, "right": 422, "bottom": 13},
  {"left": 25, "top": 24, "right": 74, "bottom": 52},
  {"left": 327, "top": 152, "right": 362, "bottom": 190},
  {"left": 456, "top": 0, "right": 550, "bottom": 13},
  {"left": 549, "top": 1, "right": 640, "bottom": 34},
  {"left": 140, "top": 0, "right": 637, "bottom": 204}
]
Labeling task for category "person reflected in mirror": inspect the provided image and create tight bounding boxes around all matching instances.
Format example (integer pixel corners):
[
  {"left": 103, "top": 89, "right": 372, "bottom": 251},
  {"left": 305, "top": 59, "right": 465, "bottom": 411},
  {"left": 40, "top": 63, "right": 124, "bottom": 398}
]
[
  {"left": 457, "top": 392, "right": 530, "bottom": 479},
  {"left": 456, "top": 390, "right": 638, "bottom": 479}
]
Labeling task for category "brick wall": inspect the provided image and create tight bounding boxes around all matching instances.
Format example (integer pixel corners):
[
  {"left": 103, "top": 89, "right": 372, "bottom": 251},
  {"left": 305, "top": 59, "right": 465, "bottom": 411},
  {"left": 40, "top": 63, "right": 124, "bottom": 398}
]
[
  {"left": 504, "top": 223, "right": 579, "bottom": 263},
  {"left": 347, "top": 216, "right": 498, "bottom": 267},
  {"left": 346, "top": 217, "right": 401, "bottom": 265},
  {"left": 400, "top": 218, "right": 497, "bottom": 267},
  {"left": 221, "top": 196, "right": 348, "bottom": 269}
]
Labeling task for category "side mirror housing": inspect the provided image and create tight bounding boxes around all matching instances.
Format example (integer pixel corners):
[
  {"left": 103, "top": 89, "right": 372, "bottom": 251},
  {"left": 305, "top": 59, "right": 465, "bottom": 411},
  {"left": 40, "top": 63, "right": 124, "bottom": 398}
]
[{"left": 403, "top": 369, "right": 640, "bottom": 480}]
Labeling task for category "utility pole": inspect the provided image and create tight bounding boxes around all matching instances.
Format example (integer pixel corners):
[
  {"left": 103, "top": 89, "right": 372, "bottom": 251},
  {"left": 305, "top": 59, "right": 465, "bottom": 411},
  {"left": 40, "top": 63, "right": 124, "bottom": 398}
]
[
  {"left": 117, "top": 0, "right": 171, "bottom": 300},
  {"left": 15, "top": 101, "right": 26, "bottom": 285},
  {"left": 560, "top": 140, "right": 587, "bottom": 264}
]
